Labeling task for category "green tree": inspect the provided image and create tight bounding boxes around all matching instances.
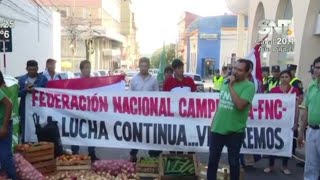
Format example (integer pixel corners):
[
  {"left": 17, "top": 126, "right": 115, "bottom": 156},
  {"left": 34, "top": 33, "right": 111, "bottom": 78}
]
[{"left": 151, "top": 44, "right": 176, "bottom": 68}]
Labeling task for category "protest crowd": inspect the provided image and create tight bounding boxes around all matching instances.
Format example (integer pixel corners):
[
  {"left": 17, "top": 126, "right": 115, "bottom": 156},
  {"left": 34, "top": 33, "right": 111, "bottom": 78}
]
[{"left": 0, "top": 55, "right": 319, "bottom": 180}]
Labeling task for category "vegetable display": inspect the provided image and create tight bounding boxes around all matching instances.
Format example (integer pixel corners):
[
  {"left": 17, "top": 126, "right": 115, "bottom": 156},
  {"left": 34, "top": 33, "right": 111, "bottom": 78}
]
[
  {"left": 15, "top": 142, "right": 52, "bottom": 152},
  {"left": 47, "top": 170, "right": 137, "bottom": 180},
  {"left": 163, "top": 156, "right": 195, "bottom": 176},
  {"left": 14, "top": 153, "right": 45, "bottom": 180},
  {"left": 57, "top": 154, "right": 91, "bottom": 165},
  {"left": 92, "top": 160, "right": 136, "bottom": 176},
  {"left": 138, "top": 157, "right": 159, "bottom": 164}
]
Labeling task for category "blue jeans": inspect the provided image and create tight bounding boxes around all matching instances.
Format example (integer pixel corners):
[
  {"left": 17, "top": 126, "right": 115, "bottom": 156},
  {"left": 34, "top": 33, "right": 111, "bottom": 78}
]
[
  {"left": 304, "top": 128, "right": 320, "bottom": 180},
  {"left": 71, "top": 145, "right": 95, "bottom": 155},
  {"left": 0, "top": 122, "right": 17, "bottom": 180},
  {"left": 207, "top": 132, "right": 245, "bottom": 180}
]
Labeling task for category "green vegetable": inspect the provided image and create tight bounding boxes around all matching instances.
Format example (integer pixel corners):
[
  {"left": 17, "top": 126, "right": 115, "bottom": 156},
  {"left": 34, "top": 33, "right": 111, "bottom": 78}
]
[
  {"left": 178, "top": 160, "right": 191, "bottom": 172},
  {"left": 181, "top": 162, "right": 194, "bottom": 174},
  {"left": 166, "top": 159, "right": 171, "bottom": 172}
]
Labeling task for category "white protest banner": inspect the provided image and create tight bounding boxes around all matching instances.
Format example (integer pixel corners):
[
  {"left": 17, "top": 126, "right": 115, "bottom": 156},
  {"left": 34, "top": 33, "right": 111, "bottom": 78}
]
[{"left": 24, "top": 78, "right": 295, "bottom": 157}]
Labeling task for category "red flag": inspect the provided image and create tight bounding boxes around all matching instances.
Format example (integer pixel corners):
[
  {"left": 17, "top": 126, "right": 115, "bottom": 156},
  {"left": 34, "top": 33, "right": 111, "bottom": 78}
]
[
  {"left": 47, "top": 75, "right": 126, "bottom": 90},
  {"left": 245, "top": 35, "right": 268, "bottom": 92}
]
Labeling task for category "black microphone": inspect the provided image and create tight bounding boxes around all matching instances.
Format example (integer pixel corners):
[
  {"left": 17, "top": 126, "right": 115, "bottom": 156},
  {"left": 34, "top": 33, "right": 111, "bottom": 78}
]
[{"left": 224, "top": 71, "right": 232, "bottom": 84}]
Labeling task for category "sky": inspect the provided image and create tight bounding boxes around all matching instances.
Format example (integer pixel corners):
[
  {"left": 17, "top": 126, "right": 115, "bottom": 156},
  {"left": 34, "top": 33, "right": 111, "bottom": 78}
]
[{"left": 133, "top": 0, "right": 231, "bottom": 55}]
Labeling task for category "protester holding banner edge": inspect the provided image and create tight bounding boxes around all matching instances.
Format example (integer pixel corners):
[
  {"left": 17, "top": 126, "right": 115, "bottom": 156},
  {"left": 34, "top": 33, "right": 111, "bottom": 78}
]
[
  {"left": 263, "top": 69, "right": 301, "bottom": 175},
  {"left": 207, "top": 59, "right": 255, "bottom": 180},
  {"left": 18, "top": 60, "right": 48, "bottom": 143},
  {"left": 70, "top": 60, "right": 99, "bottom": 161},
  {"left": 129, "top": 57, "right": 160, "bottom": 163},
  {"left": 0, "top": 70, "right": 17, "bottom": 180}
]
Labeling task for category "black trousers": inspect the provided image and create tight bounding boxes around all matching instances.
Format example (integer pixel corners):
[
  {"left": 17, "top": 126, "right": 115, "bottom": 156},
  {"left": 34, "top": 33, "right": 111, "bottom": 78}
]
[
  {"left": 207, "top": 132, "right": 245, "bottom": 180},
  {"left": 268, "top": 156, "right": 289, "bottom": 167}
]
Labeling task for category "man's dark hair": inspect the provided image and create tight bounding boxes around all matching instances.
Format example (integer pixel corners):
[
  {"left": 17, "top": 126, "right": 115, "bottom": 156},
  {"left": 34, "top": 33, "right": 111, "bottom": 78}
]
[
  {"left": 26, "top": 60, "right": 38, "bottom": 68},
  {"left": 164, "top": 65, "right": 173, "bottom": 73},
  {"left": 139, "top": 57, "right": 150, "bottom": 66},
  {"left": 171, "top": 58, "right": 184, "bottom": 69},
  {"left": 313, "top": 56, "right": 320, "bottom": 66},
  {"left": 46, "top": 58, "right": 57, "bottom": 64},
  {"left": 80, "top": 60, "right": 91, "bottom": 70},
  {"left": 237, "top": 59, "right": 251, "bottom": 72},
  {"left": 0, "top": 70, "right": 5, "bottom": 85},
  {"left": 280, "top": 70, "right": 292, "bottom": 79}
]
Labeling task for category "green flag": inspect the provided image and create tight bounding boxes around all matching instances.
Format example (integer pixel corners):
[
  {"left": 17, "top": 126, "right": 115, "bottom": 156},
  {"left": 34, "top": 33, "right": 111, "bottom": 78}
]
[{"left": 157, "top": 43, "right": 167, "bottom": 83}]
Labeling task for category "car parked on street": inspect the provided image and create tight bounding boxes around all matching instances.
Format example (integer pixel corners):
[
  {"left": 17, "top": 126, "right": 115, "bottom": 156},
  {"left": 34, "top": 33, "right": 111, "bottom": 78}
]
[
  {"left": 125, "top": 70, "right": 138, "bottom": 87},
  {"left": 56, "top": 71, "right": 75, "bottom": 79},
  {"left": 184, "top": 73, "right": 205, "bottom": 92},
  {"left": 4, "top": 74, "right": 19, "bottom": 86}
]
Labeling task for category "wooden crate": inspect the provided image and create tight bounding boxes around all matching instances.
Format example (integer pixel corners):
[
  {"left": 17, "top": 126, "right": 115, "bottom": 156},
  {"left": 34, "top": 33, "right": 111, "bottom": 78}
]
[
  {"left": 56, "top": 159, "right": 91, "bottom": 166},
  {"left": 136, "top": 157, "right": 160, "bottom": 179},
  {"left": 56, "top": 164, "right": 92, "bottom": 171},
  {"left": 198, "top": 164, "right": 207, "bottom": 180},
  {"left": 15, "top": 142, "right": 56, "bottom": 175},
  {"left": 136, "top": 173, "right": 160, "bottom": 180},
  {"left": 56, "top": 157, "right": 92, "bottom": 171},
  {"left": 136, "top": 164, "right": 160, "bottom": 179},
  {"left": 159, "top": 154, "right": 199, "bottom": 180},
  {"left": 136, "top": 159, "right": 159, "bottom": 174}
]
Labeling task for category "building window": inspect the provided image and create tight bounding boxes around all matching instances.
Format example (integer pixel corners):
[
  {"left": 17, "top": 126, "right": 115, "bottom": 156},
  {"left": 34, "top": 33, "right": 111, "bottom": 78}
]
[{"left": 60, "top": 7, "right": 70, "bottom": 17}]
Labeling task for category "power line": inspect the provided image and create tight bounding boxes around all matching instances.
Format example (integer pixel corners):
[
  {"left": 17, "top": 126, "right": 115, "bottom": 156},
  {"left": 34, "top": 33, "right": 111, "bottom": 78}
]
[
  {"left": 29, "top": 0, "right": 52, "bottom": 22},
  {"left": 1, "top": 1, "right": 49, "bottom": 25},
  {"left": 5, "top": 0, "right": 50, "bottom": 25}
]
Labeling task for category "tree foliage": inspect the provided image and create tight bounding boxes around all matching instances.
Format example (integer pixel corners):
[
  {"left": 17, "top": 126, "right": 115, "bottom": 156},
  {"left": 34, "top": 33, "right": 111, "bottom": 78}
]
[{"left": 150, "top": 44, "right": 176, "bottom": 68}]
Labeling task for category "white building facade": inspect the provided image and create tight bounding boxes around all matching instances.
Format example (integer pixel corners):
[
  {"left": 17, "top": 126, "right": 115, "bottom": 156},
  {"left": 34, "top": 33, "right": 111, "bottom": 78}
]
[
  {"left": 227, "top": 0, "right": 320, "bottom": 85},
  {"left": 219, "top": 28, "right": 248, "bottom": 69},
  {"left": 0, "top": 0, "right": 61, "bottom": 77}
]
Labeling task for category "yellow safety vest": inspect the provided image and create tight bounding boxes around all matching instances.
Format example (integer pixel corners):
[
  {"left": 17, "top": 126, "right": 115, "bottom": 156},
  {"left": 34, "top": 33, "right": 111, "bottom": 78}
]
[
  {"left": 268, "top": 79, "right": 279, "bottom": 92},
  {"left": 213, "top": 76, "right": 224, "bottom": 90},
  {"left": 290, "top": 77, "right": 299, "bottom": 86},
  {"left": 263, "top": 76, "right": 272, "bottom": 85}
]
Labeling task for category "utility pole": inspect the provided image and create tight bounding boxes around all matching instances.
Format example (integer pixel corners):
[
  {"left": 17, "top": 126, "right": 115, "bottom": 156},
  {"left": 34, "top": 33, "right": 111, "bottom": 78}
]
[{"left": 0, "top": 40, "right": 6, "bottom": 74}]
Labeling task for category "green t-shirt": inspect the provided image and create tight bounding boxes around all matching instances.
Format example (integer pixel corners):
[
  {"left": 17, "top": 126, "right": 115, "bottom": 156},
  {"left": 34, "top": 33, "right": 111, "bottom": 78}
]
[
  {"left": 1, "top": 84, "right": 19, "bottom": 117},
  {"left": 303, "top": 80, "right": 320, "bottom": 126},
  {"left": 0, "top": 89, "right": 6, "bottom": 128},
  {"left": 211, "top": 80, "right": 255, "bottom": 135},
  {"left": 0, "top": 84, "right": 19, "bottom": 128}
]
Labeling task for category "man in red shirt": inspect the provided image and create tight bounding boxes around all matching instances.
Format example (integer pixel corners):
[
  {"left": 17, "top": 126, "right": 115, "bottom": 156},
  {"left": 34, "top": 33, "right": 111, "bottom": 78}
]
[
  {"left": 163, "top": 59, "right": 196, "bottom": 154},
  {"left": 163, "top": 59, "right": 197, "bottom": 92}
]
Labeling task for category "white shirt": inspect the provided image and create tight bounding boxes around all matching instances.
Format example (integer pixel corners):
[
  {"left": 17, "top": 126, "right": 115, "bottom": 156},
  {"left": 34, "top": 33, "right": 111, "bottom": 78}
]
[
  {"left": 42, "top": 69, "right": 61, "bottom": 81},
  {"left": 130, "top": 73, "right": 159, "bottom": 91}
]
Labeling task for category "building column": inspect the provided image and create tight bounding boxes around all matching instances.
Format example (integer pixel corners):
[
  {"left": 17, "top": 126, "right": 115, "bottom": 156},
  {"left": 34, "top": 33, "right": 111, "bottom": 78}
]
[{"left": 237, "top": 14, "right": 246, "bottom": 58}]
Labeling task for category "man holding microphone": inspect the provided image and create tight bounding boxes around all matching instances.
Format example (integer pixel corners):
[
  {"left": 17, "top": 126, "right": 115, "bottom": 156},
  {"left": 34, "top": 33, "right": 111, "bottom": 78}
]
[{"left": 207, "top": 59, "right": 256, "bottom": 180}]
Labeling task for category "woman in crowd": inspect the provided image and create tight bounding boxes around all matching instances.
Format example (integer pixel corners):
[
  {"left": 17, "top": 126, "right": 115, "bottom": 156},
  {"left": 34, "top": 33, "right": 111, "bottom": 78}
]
[
  {"left": 264, "top": 70, "right": 301, "bottom": 175},
  {"left": 0, "top": 71, "right": 16, "bottom": 179}
]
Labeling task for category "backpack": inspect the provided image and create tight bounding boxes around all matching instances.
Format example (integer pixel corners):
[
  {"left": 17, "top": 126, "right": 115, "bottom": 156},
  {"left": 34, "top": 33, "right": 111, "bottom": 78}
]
[{"left": 33, "top": 113, "right": 63, "bottom": 157}]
